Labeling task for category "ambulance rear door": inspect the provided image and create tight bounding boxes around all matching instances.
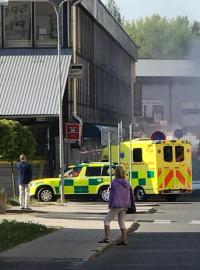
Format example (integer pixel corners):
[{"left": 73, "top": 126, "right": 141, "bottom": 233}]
[
  {"left": 174, "top": 142, "right": 192, "bottom": 192},
  {"left": 158, "top": 141, "right": 192, "bottom": 193}
]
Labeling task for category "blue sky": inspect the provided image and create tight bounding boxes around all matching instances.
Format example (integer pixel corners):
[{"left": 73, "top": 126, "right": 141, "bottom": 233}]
[{"left": 101, "top": 0, "right": 200, "bottom": 22}]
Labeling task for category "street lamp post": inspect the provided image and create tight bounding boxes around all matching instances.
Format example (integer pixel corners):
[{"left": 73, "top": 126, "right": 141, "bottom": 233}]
[
  {"left": 47, "top": 0, "right": 82, "bottom": 204},
  {"left": 46, "top": 0, "right": 82, "bottom": 204},
  {"left": 51, "top": 0, "right": 65, "bottom": 204},
  {"left": 0, "top": 0, "right": 81, "bottom": 203},
  {"left": 40, "top": 0, "right": 71, "bottom": 204}
]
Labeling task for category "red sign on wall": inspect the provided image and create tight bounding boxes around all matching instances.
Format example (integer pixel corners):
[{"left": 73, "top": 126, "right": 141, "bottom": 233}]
[{"left": 64, "top": 123, "right": 81, "bottom": 141}]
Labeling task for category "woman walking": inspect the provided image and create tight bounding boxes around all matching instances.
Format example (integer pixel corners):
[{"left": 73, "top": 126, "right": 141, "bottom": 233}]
[{"left": 99, "top": 164, "right": 134, "bottom": 245}]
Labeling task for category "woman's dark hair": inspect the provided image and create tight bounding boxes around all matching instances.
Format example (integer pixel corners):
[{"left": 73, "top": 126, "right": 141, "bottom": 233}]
[{"left": 115, "top": 164, "right": 126, "bottom": 179}]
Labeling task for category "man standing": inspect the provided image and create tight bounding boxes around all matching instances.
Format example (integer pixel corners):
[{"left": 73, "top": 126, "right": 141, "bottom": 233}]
[{"left": 16, "top": 154, "right": 32, "bottom": 210}]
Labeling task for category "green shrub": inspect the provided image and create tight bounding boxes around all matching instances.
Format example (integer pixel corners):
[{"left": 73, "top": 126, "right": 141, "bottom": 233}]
[{"left": 7, "top": 197, "right": 20, "bottom": 206}]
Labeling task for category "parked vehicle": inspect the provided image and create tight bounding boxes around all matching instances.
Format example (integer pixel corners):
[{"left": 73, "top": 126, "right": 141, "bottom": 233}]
[
  {"left": 100, "top": 138, "right": 192, "bottom": 201},
  {"left": 30, "top": 162, "right": 116, "bottom": 202}
]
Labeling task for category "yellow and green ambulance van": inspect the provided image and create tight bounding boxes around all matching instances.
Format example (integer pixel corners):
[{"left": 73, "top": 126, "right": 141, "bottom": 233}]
[{"left": 100, "top": 138, "right": 192, "bottom": 201}]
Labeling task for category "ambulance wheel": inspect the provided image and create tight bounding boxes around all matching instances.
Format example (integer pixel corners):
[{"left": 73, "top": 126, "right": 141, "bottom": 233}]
[
  {"left": 134, "top": 187, "right": 146, "bottom": 202},
  {"left": 37, "top": 186, "right": 54, "bottom": 202},
  {"left": 165, "top": 194, "right": 179, "bottom": 202},
  {"left": 99, "top": 186, "right": 110, "bottom": 202}
]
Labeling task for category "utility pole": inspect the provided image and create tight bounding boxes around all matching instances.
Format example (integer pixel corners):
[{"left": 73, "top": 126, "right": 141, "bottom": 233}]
[
  {"left": 118, "top": 120, "right": 123, "bottom": 165},
  {"left": 129, "top": 123, "right": 133, "bottom": 183},
  {"left": 108, "top": 131, "right": 112, "bottom": 183}
]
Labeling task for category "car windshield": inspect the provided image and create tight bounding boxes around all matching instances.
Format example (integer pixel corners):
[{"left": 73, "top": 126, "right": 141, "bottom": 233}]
[{"left": 64, "top": 167, "right": 82, "bottom": 177}]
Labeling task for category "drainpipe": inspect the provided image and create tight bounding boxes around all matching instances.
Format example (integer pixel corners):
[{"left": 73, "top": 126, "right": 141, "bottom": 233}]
[{"left": 72, "top": 0, "right": 83, "bottom": 141}]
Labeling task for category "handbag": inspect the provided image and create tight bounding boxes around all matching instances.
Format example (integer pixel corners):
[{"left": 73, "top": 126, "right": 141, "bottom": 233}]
[{"left": 127, "top": 187, "right": 136, "bottom": 214}]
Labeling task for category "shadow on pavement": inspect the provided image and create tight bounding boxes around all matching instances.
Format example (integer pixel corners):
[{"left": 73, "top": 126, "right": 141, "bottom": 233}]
[{"left": 81, "top": 232, "right": 200, "bottom": 270}]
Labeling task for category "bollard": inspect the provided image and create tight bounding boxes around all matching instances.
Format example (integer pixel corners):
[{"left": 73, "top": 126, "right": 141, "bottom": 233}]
[{"left": 0, "top": 187, "right": 7, "bottom": 214}]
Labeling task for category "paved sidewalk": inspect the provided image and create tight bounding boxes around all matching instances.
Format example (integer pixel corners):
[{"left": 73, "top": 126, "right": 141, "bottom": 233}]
[{"left": 0, "top": 202, "right": 156, "bottom": 263}]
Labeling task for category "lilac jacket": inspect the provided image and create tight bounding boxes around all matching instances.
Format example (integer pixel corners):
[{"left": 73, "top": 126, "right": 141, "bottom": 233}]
[{"left": 108, "top": 178, "right": 133, "bottom": 209}]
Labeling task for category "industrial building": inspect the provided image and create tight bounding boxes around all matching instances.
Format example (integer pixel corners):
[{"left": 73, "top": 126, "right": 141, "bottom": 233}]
[
  {"left": 136, "top": 59, "right": 200, "bottom": 139},
  {"left": 0, "top": 0, "right": 137, "bottom": 194}
]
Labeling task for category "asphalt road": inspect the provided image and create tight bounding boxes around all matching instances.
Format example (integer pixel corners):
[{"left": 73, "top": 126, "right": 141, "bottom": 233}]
[
  {"left": 0, "top": 259, "right": 84, "bottom": 270},
  {"left": 1, "top": 194, "right": 200, "bottom": 270},
  {"left": 81, "top": 199, "right": 200, "bottom": 270}
]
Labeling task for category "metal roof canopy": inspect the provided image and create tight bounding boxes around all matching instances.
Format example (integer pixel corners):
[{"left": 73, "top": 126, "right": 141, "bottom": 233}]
[{"left": 0, "top": 48, "right": 72, "bottom": 117}]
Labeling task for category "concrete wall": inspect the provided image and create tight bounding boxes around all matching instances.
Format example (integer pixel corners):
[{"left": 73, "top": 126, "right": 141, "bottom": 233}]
[
  {"left": 142, "top": 80, "right": 200, "bottom": 131},
  {"left": 0, "top": 161, "right": 45, "bottom": 198}
]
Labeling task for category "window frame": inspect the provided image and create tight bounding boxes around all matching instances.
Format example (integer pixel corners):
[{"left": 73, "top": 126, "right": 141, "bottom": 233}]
[
  {"left": 3, "top": 2, "right": 32, "bottom": 48},
  {"left": 34, "top": 2, "right": 63, "bottom": 47},
  {"left": 1, "top": 2, "right": 65, "bottom": 48}
]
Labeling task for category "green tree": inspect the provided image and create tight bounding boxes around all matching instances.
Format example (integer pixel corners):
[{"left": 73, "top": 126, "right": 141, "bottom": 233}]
[
  {"left": 123, "top": 15, "right": 194, "bottom": 58},
  {"left": 0, "top": 119, "right": 36, "bottom": 196},
  {"left": 105, "top": 0, "right": 122, "bottom": 25},
  {"left": 191, "top": 21, "right": 200, "bottom": 37}
]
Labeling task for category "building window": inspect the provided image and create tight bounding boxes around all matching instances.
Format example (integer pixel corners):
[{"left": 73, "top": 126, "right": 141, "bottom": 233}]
[
  {"left": 4, "top": 2, "right": 31, "bottom": 47},
  {"left": 142, "top": 100, "right": 164, "bottom": 123},
  {"left": 35, "top": 2, "right": 58, "bottom": 47}
]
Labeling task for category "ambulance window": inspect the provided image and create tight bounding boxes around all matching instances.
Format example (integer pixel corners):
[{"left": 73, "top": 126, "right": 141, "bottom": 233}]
[
  {"left": 133, "top": 148, "right": 142, "bottom": 162},
  {"left": 176, "top": 146, "right": 184, "bottom": 162},
  {"left": 86, "top": 167, "right": 101, "bottom": 176},
  {"left": 164, "top": 146, "right": 173, "bottom": 162},
  {"left": 64, "top": 167, "right": 82, "bottom": 177},
  {"left": 102, "top": 166, "right": 115, "bottom": 176}
]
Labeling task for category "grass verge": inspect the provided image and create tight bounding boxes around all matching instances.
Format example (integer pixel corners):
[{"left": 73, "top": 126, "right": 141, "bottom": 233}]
[{"left": 0, "top": 219, "right": 56, "bottom": 252}]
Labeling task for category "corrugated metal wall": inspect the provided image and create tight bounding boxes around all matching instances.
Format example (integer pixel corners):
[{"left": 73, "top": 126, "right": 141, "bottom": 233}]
[
  {"left": 81, "top": 0, "right": 138, "bottom": 59},
  {"left": 68, "top": 7, "right": 133, "bottom": 128}
]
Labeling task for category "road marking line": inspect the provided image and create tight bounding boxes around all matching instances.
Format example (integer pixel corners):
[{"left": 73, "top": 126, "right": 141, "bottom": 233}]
[
  {"left": 153, "top": 220, "right": 172, "bottom": 224},
  {"left": 189, "top": 220, "right": 200, "bottom": 224}
]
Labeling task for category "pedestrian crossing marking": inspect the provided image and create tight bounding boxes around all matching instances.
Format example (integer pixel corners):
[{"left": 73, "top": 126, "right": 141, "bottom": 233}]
[
  {"left": 189, "top": 220, "right": 200, "bottom": 225},
  {"left": 153, "top": 220, "right": 172, "bottom": 224}
]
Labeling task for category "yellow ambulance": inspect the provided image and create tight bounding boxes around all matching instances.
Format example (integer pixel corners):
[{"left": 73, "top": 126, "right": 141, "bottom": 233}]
[{"left": 100, "top": 138, "right": 192, "bottom": 201}]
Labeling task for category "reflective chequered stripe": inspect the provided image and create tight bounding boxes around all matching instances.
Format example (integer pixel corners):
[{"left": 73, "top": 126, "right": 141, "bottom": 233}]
[
  {"left": 132, "top": 170, "right": 155, "bottom": 186},
  {"left": 60, "top": 178, "right": 105, "bottom": 194}
]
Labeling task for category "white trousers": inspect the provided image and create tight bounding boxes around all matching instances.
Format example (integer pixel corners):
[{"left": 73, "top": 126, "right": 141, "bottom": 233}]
[
  {"left": 104, "top": 208, "right": 127, "bottom": 229},
  {"left": 19, "top": 184, "right": 30, "bottom": 209}
]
